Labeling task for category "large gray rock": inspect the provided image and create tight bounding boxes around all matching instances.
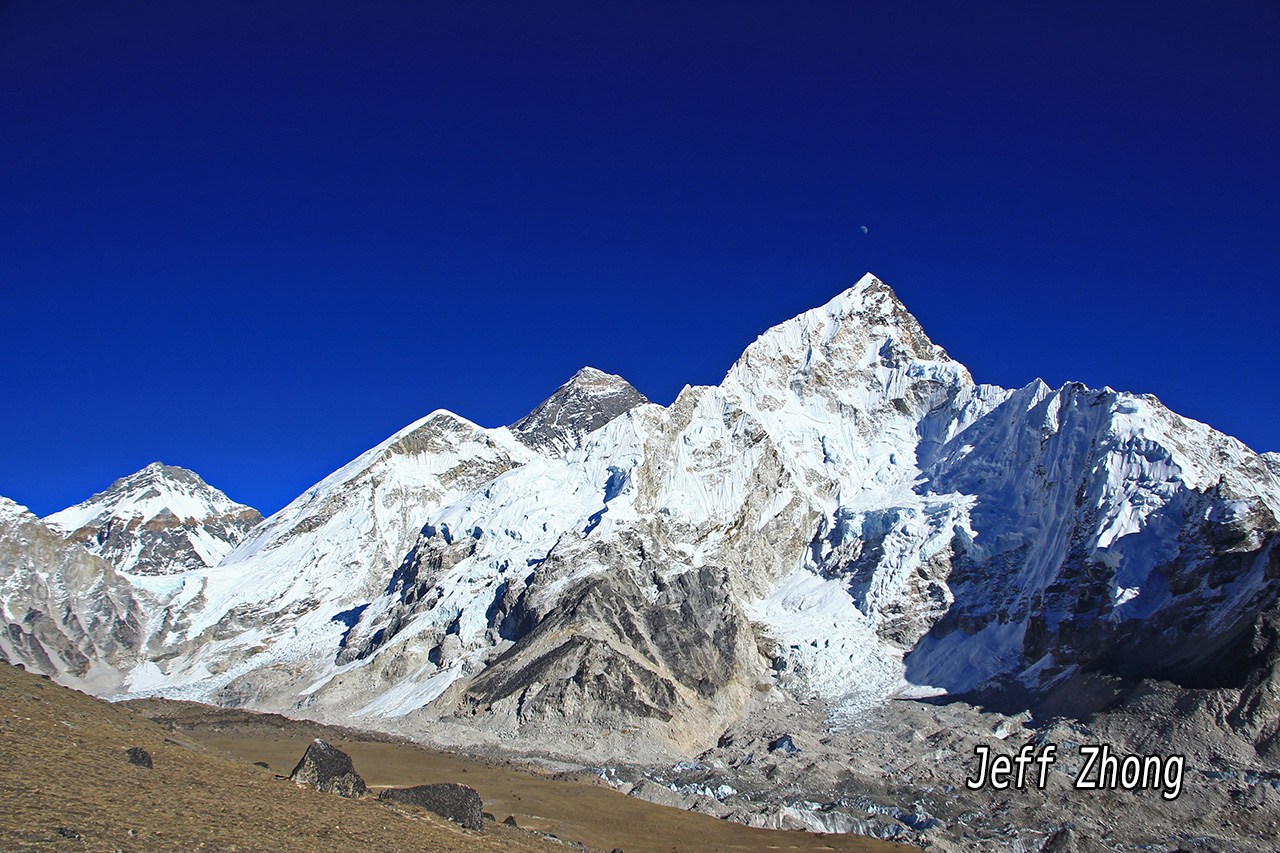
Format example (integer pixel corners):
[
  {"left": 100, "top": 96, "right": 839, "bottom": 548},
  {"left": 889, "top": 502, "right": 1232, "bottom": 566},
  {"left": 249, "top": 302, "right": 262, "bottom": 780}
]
[
  {"left": 125, "top": 746, "right": 152, "bottom": 768},
  {"left": 378, "top": 783, "right": 483, "bottom": 831},
  {"left": 289, "top": 738, "right": 366, "bottom": 798}
]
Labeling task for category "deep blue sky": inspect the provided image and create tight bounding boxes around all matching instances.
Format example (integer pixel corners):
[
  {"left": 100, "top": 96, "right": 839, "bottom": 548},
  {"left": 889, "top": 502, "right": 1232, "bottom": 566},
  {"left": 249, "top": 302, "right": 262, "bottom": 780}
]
[{"left": 3, "top": 1, "right": 1277, "bottom": 517}]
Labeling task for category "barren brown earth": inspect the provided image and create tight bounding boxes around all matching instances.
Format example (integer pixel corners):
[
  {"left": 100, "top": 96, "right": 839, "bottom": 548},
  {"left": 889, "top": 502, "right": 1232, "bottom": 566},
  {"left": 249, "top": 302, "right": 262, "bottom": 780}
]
[
  {"left": 123, "top": 696, "right": 914, "bottom": 853},
  {"left": 0, "top": 662, "right": 911, "bottom": 853},
  {"left": 0, "top": 662, "right": 566, "bottom": 853}
]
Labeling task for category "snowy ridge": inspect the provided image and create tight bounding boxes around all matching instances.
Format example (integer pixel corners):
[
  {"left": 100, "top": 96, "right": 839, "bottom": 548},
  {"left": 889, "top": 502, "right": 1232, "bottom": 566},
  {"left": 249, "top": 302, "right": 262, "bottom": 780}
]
[{"left": 123, "top": 410, "right": 540, "bottom": 702}]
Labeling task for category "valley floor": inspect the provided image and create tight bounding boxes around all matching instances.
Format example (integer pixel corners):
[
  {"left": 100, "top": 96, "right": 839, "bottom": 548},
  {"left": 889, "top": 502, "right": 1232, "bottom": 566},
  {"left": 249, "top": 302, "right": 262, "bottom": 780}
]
[
  {"left": 4, "top": 656, "right": 1274, "bottom": 853},
  {"left": 0, "top": 661, "right": 905, "bottom": 853}
]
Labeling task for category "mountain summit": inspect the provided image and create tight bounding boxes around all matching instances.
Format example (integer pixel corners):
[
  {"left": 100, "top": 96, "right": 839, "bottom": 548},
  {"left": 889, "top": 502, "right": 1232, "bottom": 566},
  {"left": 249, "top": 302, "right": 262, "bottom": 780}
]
[
  {"left": 44, "top": 462, "right": 262, "bottom": 575},
  {"left": 510, "top": 366, "right": 649, "bottom": 456}
]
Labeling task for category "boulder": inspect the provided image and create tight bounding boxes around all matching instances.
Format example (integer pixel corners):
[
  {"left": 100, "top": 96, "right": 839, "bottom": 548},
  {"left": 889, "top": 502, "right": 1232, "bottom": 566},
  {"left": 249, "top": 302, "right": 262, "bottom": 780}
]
[
  {"left": 125, "top": 747, "right": 152, "bottom": 768},
  {"left": 1041, "top": 828, "right": 1110, "bottom": 853},
  {"left": 288, "top": 738, "right": 366, "bottom": 798},
  {"left": 378, "top": 783, "right": 484, "bottom": 831},
  {"left": 767, "top": 734, "right": 799, "bottom": 755}
]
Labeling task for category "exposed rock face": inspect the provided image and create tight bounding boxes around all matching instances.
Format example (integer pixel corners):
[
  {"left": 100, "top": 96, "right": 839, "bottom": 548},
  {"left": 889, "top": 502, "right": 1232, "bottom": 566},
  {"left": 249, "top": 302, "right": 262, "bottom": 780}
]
[
  {"left": 378, "top": 783, "right": 483, "bottom": 830},
  {"left": 289, "top": 738, "right": 366, "bottom": 798},
  {"left": 510, "top": 366, "right": 649, "bottom": 457},
  {"left": 457, "top": 560, "right": 764, "bottom": 752},
  {"left": 44, "top": 462, "right": 262, "bottom": 575},
  {"left": 0, "top": 497, "right": 145, "bottom": 693}
]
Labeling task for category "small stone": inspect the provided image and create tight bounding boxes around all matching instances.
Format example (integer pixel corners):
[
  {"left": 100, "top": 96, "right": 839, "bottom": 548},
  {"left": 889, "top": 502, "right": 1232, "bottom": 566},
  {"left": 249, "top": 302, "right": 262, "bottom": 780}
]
[
  {"left": 57, "top": 827, "right": 81, "bottom": 839},
  {"left": 503, "top": 815, "right": 519, "bottom": 827},
  {"left": 289, "top": 738, "right": 366, "bottom": 798},
  {"left": 254, "top": 761, "right": 270, "bottom": 768},
  {"left": 125, "top": 747, "right": 152, "bottom": 768},
  {"left": 379, "top": 783, "right": 484, "bottom": 831}
]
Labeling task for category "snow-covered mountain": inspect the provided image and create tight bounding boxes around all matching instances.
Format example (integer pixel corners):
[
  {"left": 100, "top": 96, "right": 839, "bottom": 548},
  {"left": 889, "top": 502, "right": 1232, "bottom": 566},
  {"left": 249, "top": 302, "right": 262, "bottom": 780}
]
[
  {"left": 9, "top": 273, "right": 1279, "bottom": 766},
  {"left": 118, "top": 410, "right": 542, "bottom": 700},
  {"left": 0, "top": 497, "right": 146, "bottom": 693},
  {"left": 44, "top": 462, "right": 262, "bottom": 575},
  {"left": 318, "top": 274, "right": 1280, "bottom": 756}
]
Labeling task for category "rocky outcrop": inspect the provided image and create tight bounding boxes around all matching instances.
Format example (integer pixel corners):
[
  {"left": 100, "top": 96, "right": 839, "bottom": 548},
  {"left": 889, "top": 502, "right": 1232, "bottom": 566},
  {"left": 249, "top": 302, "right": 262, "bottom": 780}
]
[
  {"left": 0, "top": 497, "right": 145, "bottom": 693},
  {"left": 457, "top": 560, "right": 764, "bottom": 752},
  {"left": 44, "top": 462, "right": 262, "bottom": 575},
  {"left": 378, "top": 783, "right": 483, "bottom": 830},
  {"left": 289, "top": 739, "right": 366, "bottom": 798}
]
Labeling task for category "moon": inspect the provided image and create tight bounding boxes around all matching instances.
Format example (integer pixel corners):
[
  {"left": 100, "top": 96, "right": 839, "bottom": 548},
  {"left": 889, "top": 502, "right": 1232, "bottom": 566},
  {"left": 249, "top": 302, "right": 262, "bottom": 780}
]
[{"left": 860, "top": 225, "right": 868, "bottom": 234}]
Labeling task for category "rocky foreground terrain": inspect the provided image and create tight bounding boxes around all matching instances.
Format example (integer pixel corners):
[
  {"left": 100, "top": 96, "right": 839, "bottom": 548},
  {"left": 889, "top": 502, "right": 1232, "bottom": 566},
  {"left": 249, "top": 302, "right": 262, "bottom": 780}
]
[
  {"left": 4, "top": 651, "right": 1274, "bottom": 852},
  {"left": 605, "top": 681, "right": 1279, "bottom": 852},
  {"left": 0, "top": 659, "right": 908, "bottom": 853},
  {"left": 0, "top": 661, "right": 567, "bottom": 853}
]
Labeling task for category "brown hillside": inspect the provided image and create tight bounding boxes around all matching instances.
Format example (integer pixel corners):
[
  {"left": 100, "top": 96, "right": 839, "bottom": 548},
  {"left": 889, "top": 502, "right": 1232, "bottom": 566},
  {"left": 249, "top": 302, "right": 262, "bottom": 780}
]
[
  {"left": 1, "top": 662, "right": 911, "bottom": 853},
  {"left": 0, "top": 662, "right": 562, "bottom": 853}
]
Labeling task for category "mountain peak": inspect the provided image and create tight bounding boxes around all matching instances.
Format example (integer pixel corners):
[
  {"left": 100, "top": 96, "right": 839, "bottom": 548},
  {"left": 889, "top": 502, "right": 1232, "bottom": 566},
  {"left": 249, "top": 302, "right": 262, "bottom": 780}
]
[
  {"left": 723, "top": 273, "right": 958, "bottom": 396},
  {"left": 510, "top": 367, "right": 649, "bottom": 457},
  {"left": 44, "top": 462, "right": 262, "bottom": 575},
  {"left": 111, "top": 461, "right": 199, "bottom": 491},
  {"left": 564, "top": 365, "right": 634, "bottom": 392}
]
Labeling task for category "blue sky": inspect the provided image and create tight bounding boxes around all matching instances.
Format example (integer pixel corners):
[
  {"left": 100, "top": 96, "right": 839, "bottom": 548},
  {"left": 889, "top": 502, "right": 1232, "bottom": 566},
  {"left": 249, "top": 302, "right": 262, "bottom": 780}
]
[{"left": 2, "top": 1, "right": 1277, "bottom": 517}]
